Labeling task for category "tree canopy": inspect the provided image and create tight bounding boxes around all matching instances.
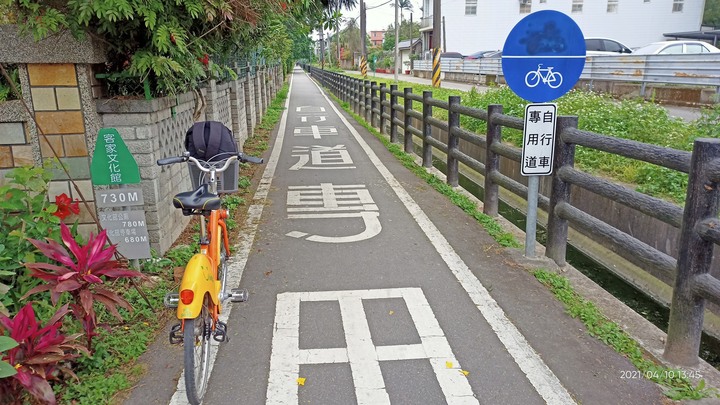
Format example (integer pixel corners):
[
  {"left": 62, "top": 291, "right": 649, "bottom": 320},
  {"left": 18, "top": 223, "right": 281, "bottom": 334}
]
[
  {"left": 3, "top": 0, "right": 333, "bottom": 96},
  {"left": 381, "top": 20, "right": 420, "bottom": 51},
  {"left": 704, "top": 0, "right": 720, "bottom": 28}
]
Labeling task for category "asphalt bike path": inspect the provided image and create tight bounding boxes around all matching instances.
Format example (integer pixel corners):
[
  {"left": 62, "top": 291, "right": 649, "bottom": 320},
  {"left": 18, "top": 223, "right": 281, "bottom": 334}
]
[{"left": 172, "top": 66, "right": 665, "bottom": 404}]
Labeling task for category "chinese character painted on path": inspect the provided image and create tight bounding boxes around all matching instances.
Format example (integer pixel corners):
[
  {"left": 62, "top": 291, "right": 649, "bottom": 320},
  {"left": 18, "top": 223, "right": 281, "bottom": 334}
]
[
  {"left": 286, "top": 183, "right": 381, "bottom": 243},
  {"left": 290, "top": 145, "right": 355, "bottom": 170}
]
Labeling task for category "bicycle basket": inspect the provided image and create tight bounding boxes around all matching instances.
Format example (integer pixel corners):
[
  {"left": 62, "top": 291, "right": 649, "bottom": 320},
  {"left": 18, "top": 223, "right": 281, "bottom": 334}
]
[{"left": 187, "top": 158, "right": 239, "bottom": 193}]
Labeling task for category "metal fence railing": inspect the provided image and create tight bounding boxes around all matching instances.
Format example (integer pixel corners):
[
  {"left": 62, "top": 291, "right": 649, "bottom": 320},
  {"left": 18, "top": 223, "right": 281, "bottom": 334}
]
[
  {"left": 306, "top": 64, "right": 720, "bottom": 368},
  {"left": 414, "top": 54, "right": 720, "bottom": 95}
]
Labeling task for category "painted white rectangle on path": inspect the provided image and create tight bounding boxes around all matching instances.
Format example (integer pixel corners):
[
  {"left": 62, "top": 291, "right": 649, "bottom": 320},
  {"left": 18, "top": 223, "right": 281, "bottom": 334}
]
[{"left": 266, "top": 288, "right": 478, "bottom": 405}]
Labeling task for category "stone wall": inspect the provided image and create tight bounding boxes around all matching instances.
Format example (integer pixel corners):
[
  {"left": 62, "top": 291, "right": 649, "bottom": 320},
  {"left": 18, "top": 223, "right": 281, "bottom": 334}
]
[
  {"left": 0, "top": 24, "right": 284, "bottom": 254},
  {"left": 94, "top": 67, "right": 283, "bottom": 254}
]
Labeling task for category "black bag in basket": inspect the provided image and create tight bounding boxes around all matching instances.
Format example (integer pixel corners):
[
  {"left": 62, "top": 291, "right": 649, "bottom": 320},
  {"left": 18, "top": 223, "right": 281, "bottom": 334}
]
[{"left": 185, "top": 121, "right": 238, "bottom": 162}]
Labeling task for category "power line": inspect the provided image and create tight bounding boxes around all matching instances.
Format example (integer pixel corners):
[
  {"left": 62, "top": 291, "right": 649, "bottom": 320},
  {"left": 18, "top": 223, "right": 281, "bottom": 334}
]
[{"left": 366, "top": 0, "right": 393, "bottom": 10}]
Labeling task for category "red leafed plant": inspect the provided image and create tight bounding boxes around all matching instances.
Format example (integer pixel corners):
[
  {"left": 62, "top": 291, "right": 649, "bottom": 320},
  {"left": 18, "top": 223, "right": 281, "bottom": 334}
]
[
  {"left": 0, "top": 302, "right": 89, "bottom": 405},
  {"left": 23, "top": 223, "right": 143, "bottom": 349}
]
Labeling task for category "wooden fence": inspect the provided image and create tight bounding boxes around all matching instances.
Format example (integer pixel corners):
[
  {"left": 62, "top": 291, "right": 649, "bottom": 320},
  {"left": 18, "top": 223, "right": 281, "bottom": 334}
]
[{"left": 306, "top": 65, "right": 720, "bottom": 368}]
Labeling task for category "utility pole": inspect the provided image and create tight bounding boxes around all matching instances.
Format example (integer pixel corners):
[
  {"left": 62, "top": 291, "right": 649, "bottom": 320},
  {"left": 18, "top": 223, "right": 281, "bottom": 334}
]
[
  {"left": 336, "top": 4, "right": 341, "bottom": 67},
  {"left": 394, "top": 0, "right": 399, "bottom": 82},
  {"left": 360, "top": 0, "right": 367, "bottom": 76},
  {"left": 432, "top": 0, "right": 441, "bottom": 87},
  {"left": 442, "top": 16, "right": 446, "bottom": 52},
  {"left": 433, "top": 0, "right": 441, "bottom": 53}
]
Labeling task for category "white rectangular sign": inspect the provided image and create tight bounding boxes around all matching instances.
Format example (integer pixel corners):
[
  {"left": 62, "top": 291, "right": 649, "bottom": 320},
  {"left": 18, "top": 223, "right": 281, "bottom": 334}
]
[
  {"left": 520, "top": 103, "right": 557, "bottom": 176},
  {"left": 95, "top": 188, "right": 144, "bottom": 208},
  {"left": 99, "top": 210, "right": 151, "bottom": 259}
]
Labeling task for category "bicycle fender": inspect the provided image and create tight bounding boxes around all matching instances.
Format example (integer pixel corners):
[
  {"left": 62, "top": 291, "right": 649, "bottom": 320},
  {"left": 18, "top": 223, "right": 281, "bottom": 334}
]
[{"left": 176, "top": 254, "right": 220, "bottom": 319}]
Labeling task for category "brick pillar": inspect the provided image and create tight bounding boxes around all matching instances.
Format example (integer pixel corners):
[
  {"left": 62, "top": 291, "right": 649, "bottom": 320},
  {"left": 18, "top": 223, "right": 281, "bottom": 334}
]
[
  {"left": 244, "top": 74, "right": 256, "bottom": 136},
  {"left": 229, "top": 78, "right": 248, "bottom": 146},
  {"left": 23, "top": 63, "right": 97, "bottom": 238},
  {"left": 254, "top": 72, "right": 262, "bottom": 122},
  {"left": 204, "top": 80, "right": 220, "bottom": 122}
]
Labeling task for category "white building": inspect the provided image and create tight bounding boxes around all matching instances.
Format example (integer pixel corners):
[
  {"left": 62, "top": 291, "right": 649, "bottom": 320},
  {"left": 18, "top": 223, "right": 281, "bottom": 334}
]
[{"left": 419, "top": 0, "right": 707, "bottom": 55}]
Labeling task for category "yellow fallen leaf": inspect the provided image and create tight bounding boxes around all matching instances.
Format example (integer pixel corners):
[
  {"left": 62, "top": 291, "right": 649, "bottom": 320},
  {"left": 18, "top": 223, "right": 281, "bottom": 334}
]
[
  {"left": 446, "top": 361, "right": 453, "bottom": 369},
  {"left": 461, "top": 370, "right": 470, "bottom": 376},
  {"left": 388, "top": 310, "right": 394, "bottom": 315},
  {"left": 297, "top": 377, "right": 306, "bottom": 386}
]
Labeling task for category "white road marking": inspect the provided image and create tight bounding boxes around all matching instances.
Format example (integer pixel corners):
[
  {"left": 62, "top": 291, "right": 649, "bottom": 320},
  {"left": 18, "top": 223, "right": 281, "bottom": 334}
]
[
  {"left": 285, "top": 182, "right": 381, "bottom": 243},
  {"left": 309, "top": 73, "right": 576, "bottom": 404},
  {"left": 296, "top": 106, "right": 326, "bottom": 112},
  {"left": 293, "top": 125, "right": 338, "bottom": 139},
  {"left": 169, "top": 69, "right": 299, "bottom": 405},
  {"left": 289, "top": 145, "right": 355, "bottom": 170},
  {"left": 266, "top": 288, "right": 477, "bottom": 405}
]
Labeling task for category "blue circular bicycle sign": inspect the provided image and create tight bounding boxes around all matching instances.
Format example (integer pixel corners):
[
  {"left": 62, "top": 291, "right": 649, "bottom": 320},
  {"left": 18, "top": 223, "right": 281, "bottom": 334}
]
[{"left": 502, "top": 10, "right": 586, "bottom": 103}]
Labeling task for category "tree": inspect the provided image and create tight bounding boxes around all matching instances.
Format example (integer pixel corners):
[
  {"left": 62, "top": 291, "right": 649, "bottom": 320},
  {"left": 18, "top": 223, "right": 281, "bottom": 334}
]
[
  {"left": 704, "top": 0, "right": 720, "bottom": 28},
  {"left": 10, "top": 0, "right": 333, "bottom": 95},
  {"left": 381, "top": 20, "right": 420, "bottom": 51}
]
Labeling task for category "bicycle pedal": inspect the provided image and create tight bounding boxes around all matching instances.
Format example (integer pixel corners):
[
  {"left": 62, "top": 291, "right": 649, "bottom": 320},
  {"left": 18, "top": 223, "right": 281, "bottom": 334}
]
[
  {"left": 164, "top": 293, "right": 179, "bottom": 308},
  {"left": 229, "top": 288, "right": 249, "bottom": 303},
  {"left": 169, "top": 323, "right": 183, "bottom": 344},
  {"left": 213, "top": 321, "right": 229, "bottom": 343}
]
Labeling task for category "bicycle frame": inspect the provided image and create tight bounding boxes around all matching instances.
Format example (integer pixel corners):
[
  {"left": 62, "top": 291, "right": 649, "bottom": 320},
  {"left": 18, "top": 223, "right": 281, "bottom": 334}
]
[{"left": 176, "top": 208, "right": 230, "bottom": 322}]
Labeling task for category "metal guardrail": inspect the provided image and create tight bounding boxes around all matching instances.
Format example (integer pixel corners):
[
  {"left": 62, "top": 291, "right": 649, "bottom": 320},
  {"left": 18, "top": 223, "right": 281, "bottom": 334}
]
[
  {"left": 306, "top": 64, "right": 720, "bottom": 368},
  {"left": 414, "top": 54, "right": 720, "bottom": 92}
]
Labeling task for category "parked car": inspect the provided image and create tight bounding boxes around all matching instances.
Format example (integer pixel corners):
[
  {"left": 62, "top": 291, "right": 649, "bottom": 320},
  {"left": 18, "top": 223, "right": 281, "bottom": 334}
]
[
  {"left": 584, "top": 37, "right": 633, "bottom": 56},
  {"left": 483, "top": 50, "right": 503, "bottom": 58},
  {"left": 423, "top": 51, "right": 464, "bottom": 60},
  {"left": 632, "top": 40, "right": 720, "bottom": 55},
  {"left": 465, "top": 50, "right": 500, "bottom": 60},
  {"left": 440, "top": 52, "right": 464, "bottom": 59}
]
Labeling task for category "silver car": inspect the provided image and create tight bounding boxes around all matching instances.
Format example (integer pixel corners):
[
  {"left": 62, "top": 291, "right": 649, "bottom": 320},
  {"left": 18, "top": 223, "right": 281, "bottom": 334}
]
[{"left": 632, "top": 40, "right": 720, "bottom": 55}]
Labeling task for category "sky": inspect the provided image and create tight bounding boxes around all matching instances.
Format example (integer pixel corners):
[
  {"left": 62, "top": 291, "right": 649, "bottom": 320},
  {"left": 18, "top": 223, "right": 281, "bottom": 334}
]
[{"left": 341, "top": 0, "right": 423, "bottom": 34}]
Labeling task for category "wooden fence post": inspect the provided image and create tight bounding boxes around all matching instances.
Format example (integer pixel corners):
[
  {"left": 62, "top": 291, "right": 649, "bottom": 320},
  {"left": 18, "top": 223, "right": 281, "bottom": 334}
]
[
  {"left": 365, "top": 80, "right": 372, "bottom": 123},
  {"left": 404, "top": 88, "right": 413, "bottom": 154},
  {"left": 422, "top": 91, "right": 433, "bottom": 168},
  {"left": 545, "top": 116, "right": 579, "bottom": 266},
  {"left": 484, "top": 104, "right": 502, "bottom": 216},
  {"left": 358, "top": 80, "right": 364, "bottom": 118},
  {"left": 370, "top": 81, "right": 378, "bottom": 128},
  {"left": 379, "top": 83, "right": 387, "bottom": 135},
  {"left": 341, "top": 75, "right": 347, "bottom": 103},
  {"left": 447, "top": 96, "right": 461, "bottom": 187},
  {"left": 352, "top": 79, "right": 360, "bottom": 115},
  {"left": 390, "top": 84, "right": 399, "bottom": 143},
  {"left": 664, "top": 138, "right": 720, "bottom": 366}
]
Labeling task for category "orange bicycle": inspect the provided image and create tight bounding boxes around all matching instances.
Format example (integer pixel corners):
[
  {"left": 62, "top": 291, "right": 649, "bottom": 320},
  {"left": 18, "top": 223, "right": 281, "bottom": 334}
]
[{"left": 158, "top": 151, "right": 262, "bottom": 405}]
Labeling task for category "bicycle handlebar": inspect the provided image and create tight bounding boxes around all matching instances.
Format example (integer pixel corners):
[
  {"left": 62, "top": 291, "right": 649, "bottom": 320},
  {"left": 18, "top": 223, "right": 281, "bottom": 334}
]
[
  {"left": 156, "top": 153, "right": 264, "bottom": 174},
  {"left": 157, "top": 156, "right": 186, "bottom": 165}
]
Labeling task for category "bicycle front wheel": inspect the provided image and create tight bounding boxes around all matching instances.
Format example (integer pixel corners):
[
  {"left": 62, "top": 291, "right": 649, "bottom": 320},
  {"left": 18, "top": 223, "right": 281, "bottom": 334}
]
[{"left": 184, "top": 294, "right": 212, "bottom": 405}]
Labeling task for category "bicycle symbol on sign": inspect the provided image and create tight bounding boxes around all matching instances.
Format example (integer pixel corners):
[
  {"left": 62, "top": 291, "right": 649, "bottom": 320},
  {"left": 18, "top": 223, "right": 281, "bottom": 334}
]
[{"left": 524, "top": 64, "right": 563, "bottom": 89}]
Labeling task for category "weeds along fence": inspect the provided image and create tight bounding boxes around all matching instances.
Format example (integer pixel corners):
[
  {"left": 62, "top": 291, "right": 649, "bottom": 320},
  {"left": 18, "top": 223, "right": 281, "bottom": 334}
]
[{"left": 305, "top": 64, "right": 720, "bottom": 368}]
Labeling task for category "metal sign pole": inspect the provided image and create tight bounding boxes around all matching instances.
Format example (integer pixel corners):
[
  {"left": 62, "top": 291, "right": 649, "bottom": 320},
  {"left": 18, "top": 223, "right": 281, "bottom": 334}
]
[
  {"left": 120, "top": 183, "right": 141, "bottom": 270},
  {"left": 525, "top": 176, "right": 539, "bottom": 257}
]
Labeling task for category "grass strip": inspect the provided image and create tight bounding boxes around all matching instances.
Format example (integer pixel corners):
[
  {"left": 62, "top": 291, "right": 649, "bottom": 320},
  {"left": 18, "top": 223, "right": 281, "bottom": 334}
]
[{"left": 533, "top": 269, "right": 717, "bottom": 400}]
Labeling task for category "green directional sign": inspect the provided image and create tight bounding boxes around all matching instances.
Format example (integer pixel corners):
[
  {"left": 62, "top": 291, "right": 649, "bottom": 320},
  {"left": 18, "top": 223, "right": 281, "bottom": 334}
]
[{"left": 91, "top": 128, "right": 141, "bottom": 185}]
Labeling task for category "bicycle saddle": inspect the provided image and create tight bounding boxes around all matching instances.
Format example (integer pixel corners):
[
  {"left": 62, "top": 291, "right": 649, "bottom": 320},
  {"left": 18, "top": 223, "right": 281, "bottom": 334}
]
[{"left": 173, "top": 184, "right": 221, "bottom": 214}]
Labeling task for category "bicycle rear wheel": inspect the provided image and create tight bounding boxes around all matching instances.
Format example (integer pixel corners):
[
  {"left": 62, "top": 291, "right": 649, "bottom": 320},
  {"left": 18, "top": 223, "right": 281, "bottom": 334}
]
[{"left": 184, "top": 294, "right": 212, "bottom": 405}]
